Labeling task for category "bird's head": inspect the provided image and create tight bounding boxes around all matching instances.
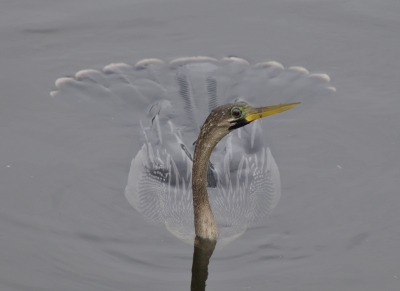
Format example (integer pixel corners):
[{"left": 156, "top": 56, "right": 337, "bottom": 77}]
[
  {"left": 198, "top": 101, "right": 300, "bottom": 147},
  {"left": 204, "top": 101, "right": 300, "bottom": 132},
  {"left": 227, "top": 101, "right": 300, "bottom": 130}
]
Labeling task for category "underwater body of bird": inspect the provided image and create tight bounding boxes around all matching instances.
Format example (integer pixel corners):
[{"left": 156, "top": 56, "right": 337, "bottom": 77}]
[{"left": 52, "top": 57, "right": 335, "bottom": 246}]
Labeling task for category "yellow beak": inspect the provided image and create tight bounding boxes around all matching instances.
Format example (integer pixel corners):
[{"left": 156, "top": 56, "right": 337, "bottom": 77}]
[{"left": 245, "top": 102, "right": 301, "bottom": 122}]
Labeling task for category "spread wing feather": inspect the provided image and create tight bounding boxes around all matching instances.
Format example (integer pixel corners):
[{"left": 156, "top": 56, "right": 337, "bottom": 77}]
[{"left": 52, "top": 57, "right": 334, "bottom": 245}]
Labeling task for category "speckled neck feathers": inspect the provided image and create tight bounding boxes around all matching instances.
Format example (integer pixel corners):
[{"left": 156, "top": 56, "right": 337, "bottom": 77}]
[{"left": 192, "top": 104, "right": 234, "bottom": 240}]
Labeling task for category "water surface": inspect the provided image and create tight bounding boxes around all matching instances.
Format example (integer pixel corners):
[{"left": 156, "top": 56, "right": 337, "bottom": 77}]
[{"left": 1, "top": 0, "right": 400, "bottom": 290}]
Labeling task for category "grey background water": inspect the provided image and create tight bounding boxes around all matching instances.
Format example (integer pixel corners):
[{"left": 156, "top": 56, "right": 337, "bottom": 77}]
[{"left": 1, "top": 0, "right": 399, "bottom": 290}]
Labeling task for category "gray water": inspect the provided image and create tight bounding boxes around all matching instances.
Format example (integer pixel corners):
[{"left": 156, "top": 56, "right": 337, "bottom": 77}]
[{"left": 1, "top": 0, "right": 400, "bottom": 290}]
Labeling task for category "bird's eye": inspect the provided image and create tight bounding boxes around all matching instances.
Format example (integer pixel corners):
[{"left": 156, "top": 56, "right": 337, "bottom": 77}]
[{"left": 231, "top": 107, "right": 242, "bottom": 119}]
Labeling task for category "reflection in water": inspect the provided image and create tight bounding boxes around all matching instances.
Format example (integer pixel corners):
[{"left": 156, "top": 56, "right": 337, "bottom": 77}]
[
  {"left": 191, "top": 236, "right": 217, "bottom": 291},
  {"left": 52, "top": 57, "right": 334, "bottom": 246}
]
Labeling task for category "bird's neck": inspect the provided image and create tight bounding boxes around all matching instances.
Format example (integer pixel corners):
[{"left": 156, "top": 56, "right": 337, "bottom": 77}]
[{"left": 192, "top": 127, "right": 225, "bottom": 240}]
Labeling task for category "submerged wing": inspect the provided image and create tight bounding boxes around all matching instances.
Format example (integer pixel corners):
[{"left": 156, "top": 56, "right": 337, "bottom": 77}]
[{"left": 53, "top": 57, "right": 334, "bottom": 244}]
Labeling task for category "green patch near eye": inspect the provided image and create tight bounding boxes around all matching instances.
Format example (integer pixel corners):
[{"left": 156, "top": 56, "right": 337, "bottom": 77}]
[{"left": 231, "top": 107, "right": 243, "bottom": 118}]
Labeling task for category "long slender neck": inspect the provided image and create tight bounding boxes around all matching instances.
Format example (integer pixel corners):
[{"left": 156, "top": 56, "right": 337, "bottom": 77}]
[{"left": 192, "top": 122, "right": 227, "bottom": 240}]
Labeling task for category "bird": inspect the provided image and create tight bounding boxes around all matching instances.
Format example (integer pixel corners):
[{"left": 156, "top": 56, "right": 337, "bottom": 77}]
[
  {"left": 191, "top": 101, "right": 299, "bottom": 239},
  {"left": 52, "top": 56, "right": 334, "bottom": 245}
]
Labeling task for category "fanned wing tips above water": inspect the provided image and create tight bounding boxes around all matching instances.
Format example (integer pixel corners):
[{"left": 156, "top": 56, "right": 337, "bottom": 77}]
[
  {"left": 52, "top": 64, "right": 152, "bottom": 127},
  {"left": 53, "top": 57, "right": 334, "bottom": 245},
  {"left": 52, "top": 57, "right": 334, "bottom": 126}
]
